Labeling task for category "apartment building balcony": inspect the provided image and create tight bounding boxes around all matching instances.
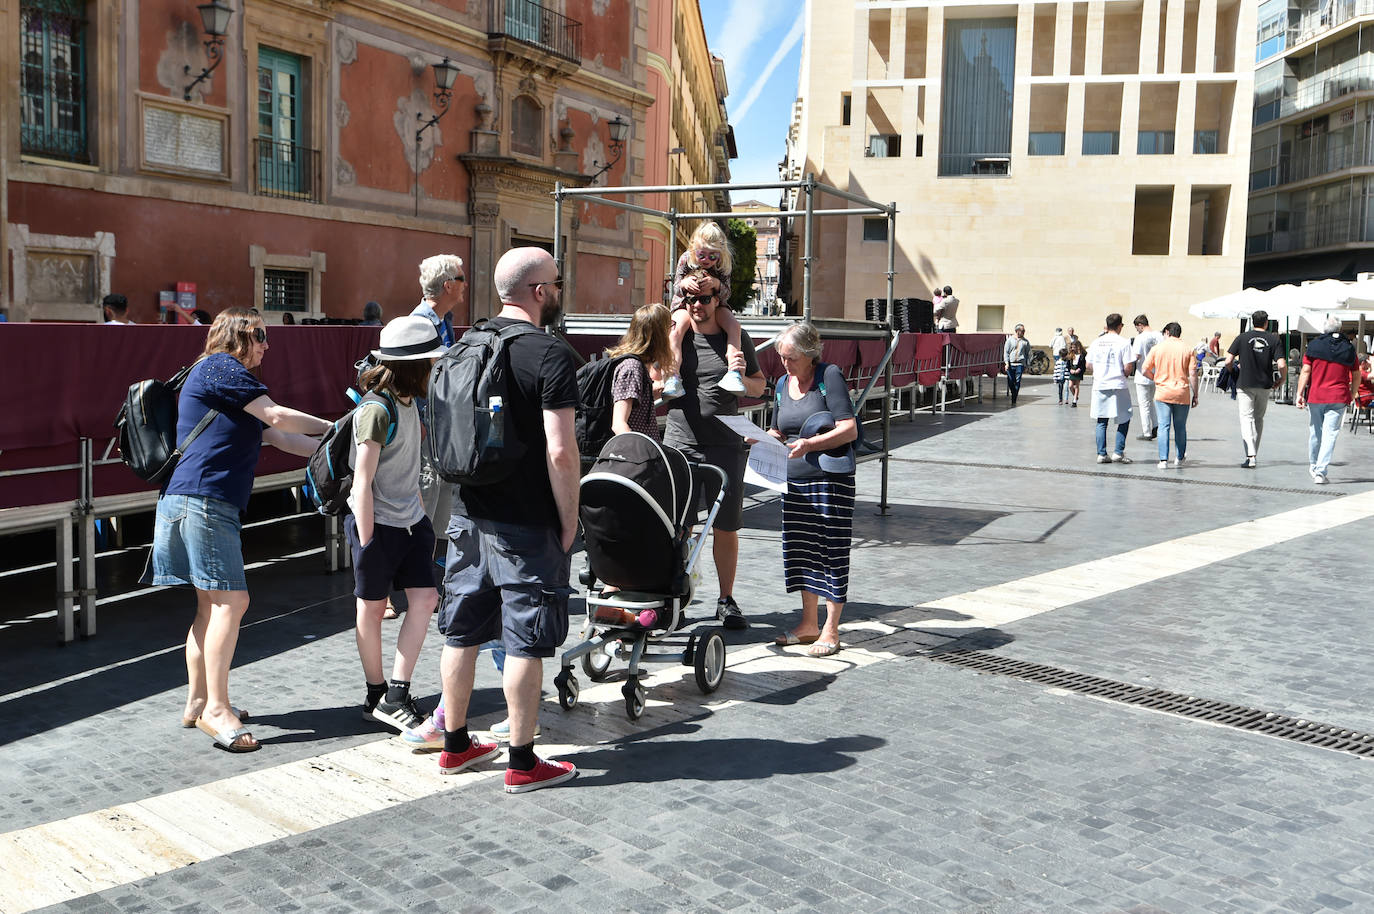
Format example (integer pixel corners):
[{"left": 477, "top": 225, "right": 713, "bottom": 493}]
[
  {"left": 487, "top": 0, "right": 582, "bottom": 72},
  {"left": 1279, "top": 67, "right": 1374, "bottom": 120},
  {"left": 1288, "top": 0, "right": 1374, "bottom": 50},
  {"left": 1248, "top": 209, "right": 1374, "bottom": 256},
  {"left": 1277, "top": 140, "right": 1374, "bottom": 187}
]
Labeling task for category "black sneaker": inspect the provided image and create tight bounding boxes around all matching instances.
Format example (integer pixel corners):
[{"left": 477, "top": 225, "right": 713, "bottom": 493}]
[
  {"left": 716, "top": 596, "right": 748, "bottom": 630},
  {"left": 373, "top": 695, "right": 426, "bottom": 732}
]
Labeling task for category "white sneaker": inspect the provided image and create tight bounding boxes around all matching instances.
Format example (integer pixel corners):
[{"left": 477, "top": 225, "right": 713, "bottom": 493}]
[
  {"left": 489, "top": 718, "right": 540, "bottom": 742},
  {"left": 1314, "top": 473, "right": 1328, "bottom": 485},
  {"left": 1174, "top": 458, "right": 1186, "bottom": 468},
  {"left": 1096, "top": 454, "right": 1110, "bottom": 464},
  {"left": 1111, "top": 453, "right": 1132, "bottom": 464},
  {"left": 1158, "top": 460, "right": 1168, "bottom": 469},
  {"left": 661, "top": 375, "right": 685, "bottom": 400},
  {"left": 718, "top": 370, "right": 747, "bottom": 394}
]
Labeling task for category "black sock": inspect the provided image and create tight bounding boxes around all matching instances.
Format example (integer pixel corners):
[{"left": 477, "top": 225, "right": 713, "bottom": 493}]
[
  {"left": 365, "top": 681, "right": 387, "bottom": 709},
  {"left": 508, "top": 741, "right": 537, "bottom": 771},
  {"left": 385, "top": 679, "right": 410, "bottom": 704},
  {"left": 443, "top": 725, "right": 470, "bottom": 754}
]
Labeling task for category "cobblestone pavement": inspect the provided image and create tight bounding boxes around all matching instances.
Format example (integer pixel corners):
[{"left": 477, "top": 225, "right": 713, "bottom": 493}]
[{"left": 3, "top": 376, "right": 1373, "bottom": 913}]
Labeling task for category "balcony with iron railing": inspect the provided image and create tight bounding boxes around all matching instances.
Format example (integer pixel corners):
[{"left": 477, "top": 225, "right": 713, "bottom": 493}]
[
  {"left": 488, "top": 0, "right": 582, "bottom": 64},
  {"left": 1279, "top": 134, "right": 1374, "bottom": 185},
  {"left": 253, "top": 138, "right": 322, "bottom": 204},
  {"left": 1247, "top": 205, "right": 1374, "bottom": 255}
]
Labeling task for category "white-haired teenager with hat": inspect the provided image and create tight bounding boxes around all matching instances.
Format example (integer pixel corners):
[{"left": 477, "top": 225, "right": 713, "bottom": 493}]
[{"left": 349, "top": 316, "right": 448, "bottom": 732}]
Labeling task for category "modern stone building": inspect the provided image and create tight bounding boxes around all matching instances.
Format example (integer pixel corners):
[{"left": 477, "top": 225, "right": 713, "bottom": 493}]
[
  {"left": 781, "top": 0, "right": 1253, "bottom": 339},
  {"left": 1246, "top": 0, "right": 1374, "bottom": 287},
  {"left": 1, "top": 0, "right": 656, "bottom": 324},
  {"left": 732, "top": 198, "right": 781, "bottom": 314}
]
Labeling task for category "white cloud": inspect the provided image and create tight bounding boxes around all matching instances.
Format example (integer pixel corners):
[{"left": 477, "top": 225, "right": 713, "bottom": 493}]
[
  {"left": 731, "top": 10, "right": 804, "bottom": 126},
  {"left": 710, "top": 2, "right": 774, "bottom": 75}
]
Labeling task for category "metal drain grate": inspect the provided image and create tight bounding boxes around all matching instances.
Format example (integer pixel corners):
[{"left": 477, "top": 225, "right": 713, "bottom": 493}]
[{"left": 929, "top": 649, "right": 1374, "bottom": 759}]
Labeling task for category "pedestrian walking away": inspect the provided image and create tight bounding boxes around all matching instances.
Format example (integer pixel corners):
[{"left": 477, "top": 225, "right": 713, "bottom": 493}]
[
  {"left": 346, "top": 317, "right": 448, "bottom": 734},
  {"left": 1086, "top": 313, "right": 1136, "bottom": 463},
  {"left": 1003, "top": 324, "right": 1031, "bottom": 405},
  {"left": 1141, "top": 321, "right": 1197, "bottom": 468},
  {"left": 149, "top": 309, "right": 331, "bottom": 752},
  {"left": 434, "top": 246, "right": 581, "bottom": 793},
  {"left": 767, "top": 323, "right": 858, "bottom": 659},
  {"left": 1131, "top": 315, "right": 1163, "bottom": 440},
  {"left": 1296, "top": 317, "right": 1359, "bottom": 484},
  {"left": 1225, "top": 309, "right": 1285, "bottom": 468}
]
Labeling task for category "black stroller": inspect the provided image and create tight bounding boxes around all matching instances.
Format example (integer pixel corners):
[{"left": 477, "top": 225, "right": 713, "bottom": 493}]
[{"left": 554, "top": 432, "right": 729, "bottom": 720}]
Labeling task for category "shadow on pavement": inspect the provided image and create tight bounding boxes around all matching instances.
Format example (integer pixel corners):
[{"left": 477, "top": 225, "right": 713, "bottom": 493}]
[{"left": 568, "top": 715, "right": 885, "bottom": 787}]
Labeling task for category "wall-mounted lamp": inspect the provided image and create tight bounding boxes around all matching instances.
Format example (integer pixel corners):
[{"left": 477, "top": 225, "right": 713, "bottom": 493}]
[
  {"left": 183, "top": 0, "right": 234, "bottom": 101},
  {"left": 589, "top": 115, "right": 630, "bottom": 182},
  {"left": 414, "top": 56, "right": 461, "bottom": 216}
]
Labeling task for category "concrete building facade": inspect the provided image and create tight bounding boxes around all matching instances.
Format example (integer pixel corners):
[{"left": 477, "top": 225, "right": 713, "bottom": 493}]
[
  {"left": 1, "top": 0, "right": 654, "bottom": 324},
  {"left": 1246, "top": 0, "right": 1374, "bottom": 288},
  {"left": 733, "top": 198, "right": 781, "bottom": 313},
  {"left": 782, "top": 0, "right": 1253, "bottom": 341}
]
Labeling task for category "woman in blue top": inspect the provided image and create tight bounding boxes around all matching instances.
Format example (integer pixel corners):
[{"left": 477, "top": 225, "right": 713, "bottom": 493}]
[
  {"left": 153, "top": 308, "right": 331, "bottom": 752},
  {"left": 767, "top": 323, "right": 858, "bottom": 658}
]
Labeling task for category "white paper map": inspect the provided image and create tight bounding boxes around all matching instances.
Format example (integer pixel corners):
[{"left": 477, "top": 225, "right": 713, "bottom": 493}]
[{"left": 717, "top": 415, "right": 790, "bottom": 493}]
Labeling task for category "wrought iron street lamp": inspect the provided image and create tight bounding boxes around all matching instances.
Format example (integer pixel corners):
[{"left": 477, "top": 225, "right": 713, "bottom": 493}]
[
  {"left": 589, "top": 115, "right": 629, "bottom": 182},
  {"left": 414, "top": 57, "right": 461, "bottom": 216},
  {"left": 183, "top": 0, "right": 234, "bottom": 102}
]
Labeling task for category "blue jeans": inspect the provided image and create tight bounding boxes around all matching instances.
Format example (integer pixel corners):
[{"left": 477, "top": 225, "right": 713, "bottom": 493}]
[
  {"left": 1095, "top": 418, "right": 1129, "bottom": 456},
  {"left": 1308, "top": 403, "right": 1346, "bottom": 477},
  {"left": 1006, "top": 365, "right": 1024, "bottom": 401},
  {"left": 1154, "top": 401, "right": 1190, "bottom": 461}
]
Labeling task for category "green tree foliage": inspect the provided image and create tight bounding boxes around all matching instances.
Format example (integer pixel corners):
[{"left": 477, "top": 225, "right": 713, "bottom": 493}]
[{"left": 725, "top": 218, "right": 757, "bottom": 312}]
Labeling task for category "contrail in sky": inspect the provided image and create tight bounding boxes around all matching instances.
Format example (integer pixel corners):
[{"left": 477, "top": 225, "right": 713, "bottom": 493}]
[{"left": 731, "top": 10, "right": 804, "bottom": 126}]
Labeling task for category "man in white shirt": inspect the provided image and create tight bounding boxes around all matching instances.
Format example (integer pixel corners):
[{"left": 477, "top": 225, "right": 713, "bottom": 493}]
[
  {"left": 1131, "top": 314, "right": 1164, "bottom": 441},
  {"left": 934, "top": 285, "right": 959, "bottom": 332},
  {"left": 102, "top": 294, "right": 132, "bottom": 324},
  {"left": 1087, "top": 313, "right": 1136, "bottom": 464},
  {"left": 1050, "top": 327, "right": 1066, "bottom": 357}
]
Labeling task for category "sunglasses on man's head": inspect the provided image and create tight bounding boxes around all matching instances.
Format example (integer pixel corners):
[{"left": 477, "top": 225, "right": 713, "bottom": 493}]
[
  {"left": 251, "top": 327, "right": 267, "bottom": 344},
  {"left": 685, "top": 293, "right": 716, "bottom": 305}
]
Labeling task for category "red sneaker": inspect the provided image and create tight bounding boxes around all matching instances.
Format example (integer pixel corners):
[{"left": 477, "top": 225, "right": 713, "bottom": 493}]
[
  {"left": 504, "top": 757, "right": 577, "bottom": 794},
  {"left": 437, "top": 736, "right": 500, "bottom": 775}
]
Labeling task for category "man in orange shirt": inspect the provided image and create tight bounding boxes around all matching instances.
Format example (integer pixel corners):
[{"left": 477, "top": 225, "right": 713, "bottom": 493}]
[{"left": 1141, "top": 322, "right": 1199, "bottom": 470}]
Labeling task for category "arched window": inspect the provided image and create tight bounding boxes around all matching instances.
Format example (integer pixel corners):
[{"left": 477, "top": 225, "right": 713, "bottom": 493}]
[{"left": 511, "top": 95, "right": 542, "bottom": 157}]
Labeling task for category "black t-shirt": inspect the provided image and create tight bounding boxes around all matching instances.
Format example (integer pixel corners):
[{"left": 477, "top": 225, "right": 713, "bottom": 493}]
[
  {"left": 1227, "top": 330, "right": 1281, "bottom": 389},
  {"left": 664, "top": 327, "right": 760, "bottom": 449},
  {"left": 456, "top": 317, "right": 580, "bottom": 527}
]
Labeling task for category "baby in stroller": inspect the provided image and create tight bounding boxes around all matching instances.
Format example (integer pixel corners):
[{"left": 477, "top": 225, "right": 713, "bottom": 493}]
[{"left": 554, "top": 432, "right": 730, "bottom": 720}]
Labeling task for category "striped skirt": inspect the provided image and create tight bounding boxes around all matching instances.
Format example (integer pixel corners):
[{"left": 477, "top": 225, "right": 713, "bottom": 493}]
[{"left": 782, "top": 475, "right": 856, "bottom": 603}]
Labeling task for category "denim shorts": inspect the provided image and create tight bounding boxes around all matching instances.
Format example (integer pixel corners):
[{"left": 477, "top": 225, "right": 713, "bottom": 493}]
[
  {"left": 437, "top": 514, "right": 573, "bottom": 659},
  {"left": 344, "top": 514, "right": 437, "bottom": 601},
  {"left": 150, "top": 494, "right": 246, "bottom": 592}
]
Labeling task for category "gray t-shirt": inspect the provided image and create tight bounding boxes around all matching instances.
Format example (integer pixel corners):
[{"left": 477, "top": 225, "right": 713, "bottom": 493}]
[
  {"left": 347, "top": 396, "right": 425, "bottom": 527},
  {"left": 665, "top": 326, "right": 760, "bottom": 449},
  {"left": 769, "top": 363, "right": 855, "bottom": 480}
]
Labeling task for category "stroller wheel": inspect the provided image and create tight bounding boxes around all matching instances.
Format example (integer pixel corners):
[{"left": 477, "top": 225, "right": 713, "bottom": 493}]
[
  {"left": 622, "top": 677, "right": 646, "bottom": 720},
  {"left": 555, "top": 670, "right": 579, "bottom": 710},
  {"left": 582, "top": 644, "right": 614, "bottom": 682},
  {"left": 694, "top": 628, "right": 726, "bottom": 694}
]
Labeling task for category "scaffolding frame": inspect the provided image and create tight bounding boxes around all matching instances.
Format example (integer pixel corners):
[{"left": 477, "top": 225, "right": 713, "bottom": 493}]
[{"left": 551, "top": 174, "right": 902, "bottom": 511}]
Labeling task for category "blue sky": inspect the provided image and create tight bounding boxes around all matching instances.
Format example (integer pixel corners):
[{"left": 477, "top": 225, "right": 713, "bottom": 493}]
[{"left": 698, "top": 0, "right": 805, "bottom": 196}]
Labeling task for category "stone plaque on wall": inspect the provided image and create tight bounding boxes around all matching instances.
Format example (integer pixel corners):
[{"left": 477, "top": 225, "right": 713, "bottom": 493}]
[
  {"left": 27, "top": 252, "right": 95, "bottom": 304},
  {"left": 143, "top": 105, "right": 225, "bottom": 174}
]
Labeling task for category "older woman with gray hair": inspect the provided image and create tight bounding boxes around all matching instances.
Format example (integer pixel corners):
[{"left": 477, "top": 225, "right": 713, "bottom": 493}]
[{"left": 767, "top": 322, "right": 858, "bottom": 657}]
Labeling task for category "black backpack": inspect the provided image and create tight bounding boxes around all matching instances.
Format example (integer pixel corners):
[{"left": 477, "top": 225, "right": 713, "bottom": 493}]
[
  {"left": 575, "top": 354, "right": 638, "bottom": 459},
  {"left": 305, "top": 392, "right": 398, "bottom": 515},
  {"left": 114, "top": 364, "right": 219, "bottom": 485},
  {"left": 425, "top": 320, "right": 542, "bottom": 486}
]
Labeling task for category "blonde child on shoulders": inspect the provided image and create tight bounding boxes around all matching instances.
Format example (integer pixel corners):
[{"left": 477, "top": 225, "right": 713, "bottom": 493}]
[{"left": 662, "top": 222, "right": 746, "bottom": 398}]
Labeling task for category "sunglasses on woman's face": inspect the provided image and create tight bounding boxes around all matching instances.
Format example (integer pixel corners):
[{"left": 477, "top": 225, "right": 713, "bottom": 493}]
[
  {"left": 251, "top": 327, "right": 267, "bottom": 344},
  {"left": 685, "top": 293, "right": 716, "bottom": 305}
]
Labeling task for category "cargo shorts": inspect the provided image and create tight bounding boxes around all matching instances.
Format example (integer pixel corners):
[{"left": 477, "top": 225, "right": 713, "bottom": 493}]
[{"left": 436, "top": 514, "right": 573, "bottom": 659}]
